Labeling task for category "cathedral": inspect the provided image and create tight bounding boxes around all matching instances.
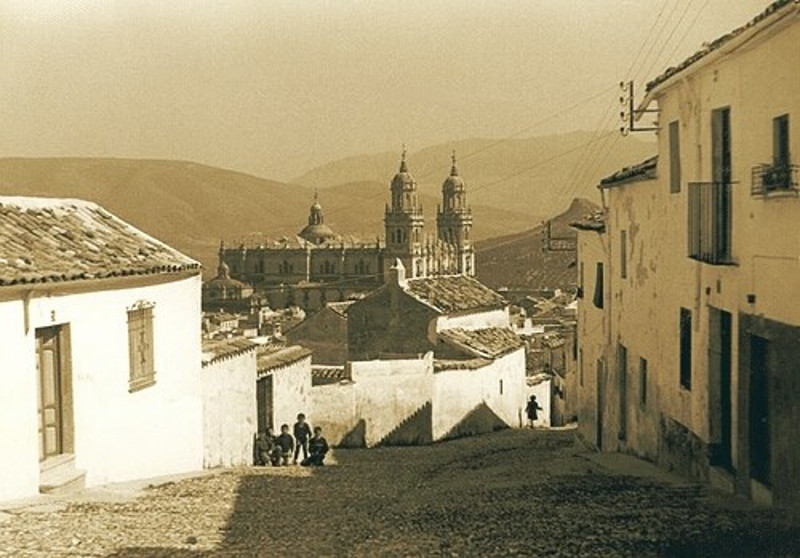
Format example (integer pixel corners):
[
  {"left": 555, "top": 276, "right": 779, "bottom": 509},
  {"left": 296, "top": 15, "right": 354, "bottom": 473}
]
[{"left": 211, "top": 150, "right": 476, "bottom": 311}]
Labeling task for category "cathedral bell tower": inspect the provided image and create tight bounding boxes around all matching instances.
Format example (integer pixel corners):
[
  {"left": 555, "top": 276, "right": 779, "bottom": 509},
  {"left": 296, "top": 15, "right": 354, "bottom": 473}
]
[
  {"left": 437, "top": 151, "right": 475, "bottom": 276},
  {"left": 384, "top": 147, "right": 425, "bottom": 279}
]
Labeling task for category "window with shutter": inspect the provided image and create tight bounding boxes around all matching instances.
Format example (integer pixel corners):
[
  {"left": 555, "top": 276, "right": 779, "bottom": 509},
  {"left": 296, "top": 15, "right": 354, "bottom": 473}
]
[{"left": 128, "top": 301, "right": 156, "bottom": 392}]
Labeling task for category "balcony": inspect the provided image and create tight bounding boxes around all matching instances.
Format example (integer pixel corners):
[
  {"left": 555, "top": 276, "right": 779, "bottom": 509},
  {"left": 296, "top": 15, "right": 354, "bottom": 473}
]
[
  {"left": 751, "top": 162, "right": 799, "bottom": 196},
  {"left": 688, "top": 181, "right": 735, "bottom": 265}
]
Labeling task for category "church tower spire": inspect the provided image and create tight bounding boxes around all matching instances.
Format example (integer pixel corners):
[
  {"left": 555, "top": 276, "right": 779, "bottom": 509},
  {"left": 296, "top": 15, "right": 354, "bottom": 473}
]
[
  {"left": 384, "top": 146, "right": 425, "bottom": 280},
  {"left": 437, "top": 150, "right": 475, "bottom": 276}
]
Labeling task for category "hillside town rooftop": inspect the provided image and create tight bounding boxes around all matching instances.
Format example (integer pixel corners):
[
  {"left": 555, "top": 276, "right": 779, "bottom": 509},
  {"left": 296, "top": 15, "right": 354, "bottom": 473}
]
[
  {"left": 0, "top": 196, "right": 199, "bottom": 286},
  {"left": 404, "top": 275, "right": 507, "bottom": 313}
]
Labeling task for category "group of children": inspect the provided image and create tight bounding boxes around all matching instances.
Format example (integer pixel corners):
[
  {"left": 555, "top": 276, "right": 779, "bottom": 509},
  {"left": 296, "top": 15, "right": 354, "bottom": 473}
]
[{"left": 255, "top": 413, "right": 330, "bottom": 467}]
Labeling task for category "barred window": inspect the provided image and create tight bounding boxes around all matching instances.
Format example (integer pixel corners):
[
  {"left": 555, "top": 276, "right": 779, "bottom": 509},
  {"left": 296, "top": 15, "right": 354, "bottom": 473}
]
[{"left": 128, "top": 301, "right": 155, "bottom": 392}]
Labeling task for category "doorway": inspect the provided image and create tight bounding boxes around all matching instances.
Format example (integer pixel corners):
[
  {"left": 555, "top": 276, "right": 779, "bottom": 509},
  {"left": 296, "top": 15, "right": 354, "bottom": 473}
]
[
  {"left": 36, "top": 326, "right": 73, "bottom": 462},
  {"left": 709, "top": 308, "right": 733, "bottom": 469},
  {"left": 749, "top": 335, "right": 770, "bottom": 486}
]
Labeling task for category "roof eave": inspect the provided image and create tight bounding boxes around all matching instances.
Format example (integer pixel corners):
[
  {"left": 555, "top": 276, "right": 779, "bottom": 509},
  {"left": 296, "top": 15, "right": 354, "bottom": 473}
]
[{"left": 642, "top": 2, "right": 799, "bottom": 105}]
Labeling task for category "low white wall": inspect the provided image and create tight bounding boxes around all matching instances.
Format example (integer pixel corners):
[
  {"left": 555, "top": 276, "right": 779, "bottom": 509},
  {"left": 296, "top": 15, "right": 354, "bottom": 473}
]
[
  {"left": 201, "top": 350, "right": 257, "bottom": 468},
  {"left": 310, "top": 381, "right": 359, "bottom": 446},
  {"left": 350, "top": 353, "right": 433, "bottom": 447},
  {"left": 269, "top": 355, "right": 314, "bottom": 432},
  {"left": 432, "top": 348, "right": 527, "bottom": 440}
]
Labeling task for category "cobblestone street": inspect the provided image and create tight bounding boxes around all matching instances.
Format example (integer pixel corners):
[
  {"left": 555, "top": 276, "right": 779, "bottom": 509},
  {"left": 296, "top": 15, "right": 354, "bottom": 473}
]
[{"left": 1, "top": 429, "right": 799, "bottom": 557}]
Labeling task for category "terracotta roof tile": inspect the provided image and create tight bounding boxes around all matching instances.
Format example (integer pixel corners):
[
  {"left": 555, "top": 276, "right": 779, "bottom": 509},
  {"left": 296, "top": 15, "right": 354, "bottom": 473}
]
[
  {"left": 257, "top": 345, "right": 312, "bottom": 374},
  {"left": 0, "top": 196, "right": 199, "bottom": 286},
  {"left": 438, "top": 327, "right": 524, "bottom": 360},
  {"left": 646, "top": 0, "right": 795, "bottom": 93},
  {"left": 201, "top": 338, "right": 258, "bottom": 367},
  {"left": 599, "top": 156, "right": 658, "bottom": 188},
  {"left": 311, "top": 365, "right": 349, "bottom": 385},
  {"left": 404, "top": 275, "right": 507, "bottom": 314}
]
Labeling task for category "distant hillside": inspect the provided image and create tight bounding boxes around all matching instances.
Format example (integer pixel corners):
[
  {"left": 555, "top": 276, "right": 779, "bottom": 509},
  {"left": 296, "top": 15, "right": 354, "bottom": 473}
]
[
  {"left": 0, "top": 158, "right": 535, "bottom": 275},
  {"left": 294, "top": 132, "right": 654, "bottom": 219},
  {"left": 476, "top": 198, "right": 601, "bottom": 291}
]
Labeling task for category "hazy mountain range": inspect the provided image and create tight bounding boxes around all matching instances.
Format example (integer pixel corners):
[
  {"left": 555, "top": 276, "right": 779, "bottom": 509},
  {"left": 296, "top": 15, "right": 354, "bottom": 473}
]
[{"left": 0, "top": 133, "right": 652, "bottom": 281}]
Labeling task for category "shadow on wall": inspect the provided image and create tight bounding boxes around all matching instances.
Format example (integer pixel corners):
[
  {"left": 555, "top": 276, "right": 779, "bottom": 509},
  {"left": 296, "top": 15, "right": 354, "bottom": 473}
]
[
  {"left": 339, "top": 418, "right": 367, "bottom": 448},
  {"left": 378, "top": 402, "right": 433, "bottom": 447},
  {"left": 442, "top": 402, "right": 509, "bottom": 441}
]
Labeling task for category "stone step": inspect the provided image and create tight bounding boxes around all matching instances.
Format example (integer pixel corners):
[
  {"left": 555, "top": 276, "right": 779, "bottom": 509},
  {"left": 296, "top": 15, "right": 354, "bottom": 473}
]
[{"left": 40, "top": 454, "right": 86, "bottom": 495}]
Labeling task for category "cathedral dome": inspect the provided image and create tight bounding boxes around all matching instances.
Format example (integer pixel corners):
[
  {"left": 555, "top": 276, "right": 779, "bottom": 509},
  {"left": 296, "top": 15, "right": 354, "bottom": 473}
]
[
  {"left": 299, "top": 222, "right": 336, "bottom": 244},
  {"left": 442, "top": 152, "right": 465, "bottom": 192},
  {"left": 299, "top": 191, "right": 336, "bottom": 244},
  {"left": 391, "top": 148, "right": 416, "bottom": 190}
]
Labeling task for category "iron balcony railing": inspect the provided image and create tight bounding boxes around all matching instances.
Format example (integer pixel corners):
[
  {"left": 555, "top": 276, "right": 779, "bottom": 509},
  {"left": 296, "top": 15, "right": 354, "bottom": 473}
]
[
  {"left": 751, "top": 162, "right": 799, "bottom": 196},
  {"left": 688, "top": 181, "right": 735, "bottom": 265}
]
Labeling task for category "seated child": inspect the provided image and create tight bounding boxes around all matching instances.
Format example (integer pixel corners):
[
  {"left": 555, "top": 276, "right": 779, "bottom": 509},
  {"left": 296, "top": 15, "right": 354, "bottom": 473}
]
[
  {"left": 254, "top": 429, "right": 275, "bottom": 466},
  {"left": 302, "top": 426, "right": 329, "bottom": 467},
  {"left": 275, "top": 424, "right": 295, "bottom": 466}
]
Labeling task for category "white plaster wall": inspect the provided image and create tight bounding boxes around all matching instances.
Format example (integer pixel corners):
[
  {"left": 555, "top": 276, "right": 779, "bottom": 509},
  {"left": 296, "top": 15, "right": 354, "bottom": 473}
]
[
  {"left": 0, "top": 299, "right": 39, "bottom": 500},
  {"left": 350, "top": 354, "right": 433, "bottom": 447},
  {"left": 269, "top": 356, "right": 313, "bottom": 431},
  {"left": 310, "top": 382, "right": 358, "bottom": 446},
  {"left": 201, "top": 350, "right": 257, "bottom": 468},
  {"left": 0, "top": 274, "right": 205, "bottom": 499},
  {"left": 575, "top": 230, "right": 608, "bottom": 448},
  {"left": 432, "top": 348, "right": 526, "bottom": 440},
  {"left": 527, "top": 380, "right": 552, "bottom": 428},
  {"left": 434, "top": 307, "right": 509, "bottom": 332}
]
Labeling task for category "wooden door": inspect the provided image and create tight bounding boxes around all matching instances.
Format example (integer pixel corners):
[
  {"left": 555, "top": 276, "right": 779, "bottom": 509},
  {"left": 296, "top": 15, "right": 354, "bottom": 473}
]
[{"left": 36, "top": 327, "right": 64, "bottom": 461}]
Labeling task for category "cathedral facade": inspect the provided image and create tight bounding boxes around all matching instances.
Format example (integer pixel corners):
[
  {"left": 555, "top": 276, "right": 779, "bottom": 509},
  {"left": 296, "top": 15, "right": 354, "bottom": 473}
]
[{"left": 214, "top": 151, "right": 475, "bottom": 311}]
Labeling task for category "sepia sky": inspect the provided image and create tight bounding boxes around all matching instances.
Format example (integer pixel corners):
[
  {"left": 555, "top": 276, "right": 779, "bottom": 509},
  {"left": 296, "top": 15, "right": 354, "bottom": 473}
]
[{"left": 0, "top": 0, "right": 774, "bottom": 179}]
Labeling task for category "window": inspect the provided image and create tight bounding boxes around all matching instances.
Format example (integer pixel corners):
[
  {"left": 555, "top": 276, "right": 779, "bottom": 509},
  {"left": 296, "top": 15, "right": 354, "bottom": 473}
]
[
  {"left": 689, "top": 108, "right": 733, "bottom": 264},
  {"left": 128, "top": 301, "right": 155, "bottom": 392},
  {"left": 592, "top": 263, "right": 604, "bottom": 309},
  {"left": 578, "top": 261, "right": 585, "bottom": 298},
  {"left": 669, "top": 120, "right": 681, "bottom": 193},
  {"left": 774, "top": 114, "right": 790, "bottom": 167},
  {"left": 620, "top": 230, "right": 628, "bottom": 279},
  {"left": 640, "top": 357, "right": 648, "bottom": 407},
  {"left": 579, "top": 348, "right": 584, "bottom": 387},
  {"left": 499, "top": 379, "right": 504, "bottom": 395},
  {"left": 680, "top": 308, "right": 692, "bottom": 390}
]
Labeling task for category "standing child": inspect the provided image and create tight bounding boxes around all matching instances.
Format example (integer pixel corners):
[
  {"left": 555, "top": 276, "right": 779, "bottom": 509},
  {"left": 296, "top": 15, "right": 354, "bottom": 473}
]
[
  {"left": 276, "top": 424, "right": 295, "bottom": 466},
  {"left": 293, "top": 413, "right": 312, "bottom": 465},
  {"left": 526, "top": 395, "right": 544, "bottom": 428}
]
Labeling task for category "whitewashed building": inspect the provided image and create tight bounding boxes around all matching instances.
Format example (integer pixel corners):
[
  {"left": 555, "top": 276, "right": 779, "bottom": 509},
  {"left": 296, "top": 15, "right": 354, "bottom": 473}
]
[{"left": 0, "top": 196, "right": 204, "bottom": 501}]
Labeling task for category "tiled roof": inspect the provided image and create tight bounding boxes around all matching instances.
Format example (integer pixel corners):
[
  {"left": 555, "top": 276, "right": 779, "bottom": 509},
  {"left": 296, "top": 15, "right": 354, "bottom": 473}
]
[
  {"left": 201, "top": 338, "right": 258, "bottom": 367},
  {"left": 438, "top": 327, "right": 524, "bottom": 360},
  {"left": 311, "top": 365, "right": 349, "bottom": 385},
  {"left": 0, "top": 196, "right": 199, "bottom": 286},
  {"left": 599, "top": 156, "right": 658, "bottom": 188},
  {"left": 327, "top": 301, "right": 355, "bottom": 318},
  {"left": 404, "top": 275, "right": 507, "bottom": 314},
  {"left": 646, "top": 0, "right": 795, "bottom": 92},
  {"left": 433, "top": 358, "right": 492, "bottom": 372},
  {"left": 257, "top": 345, "right": 312, "bottom": 374}
]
